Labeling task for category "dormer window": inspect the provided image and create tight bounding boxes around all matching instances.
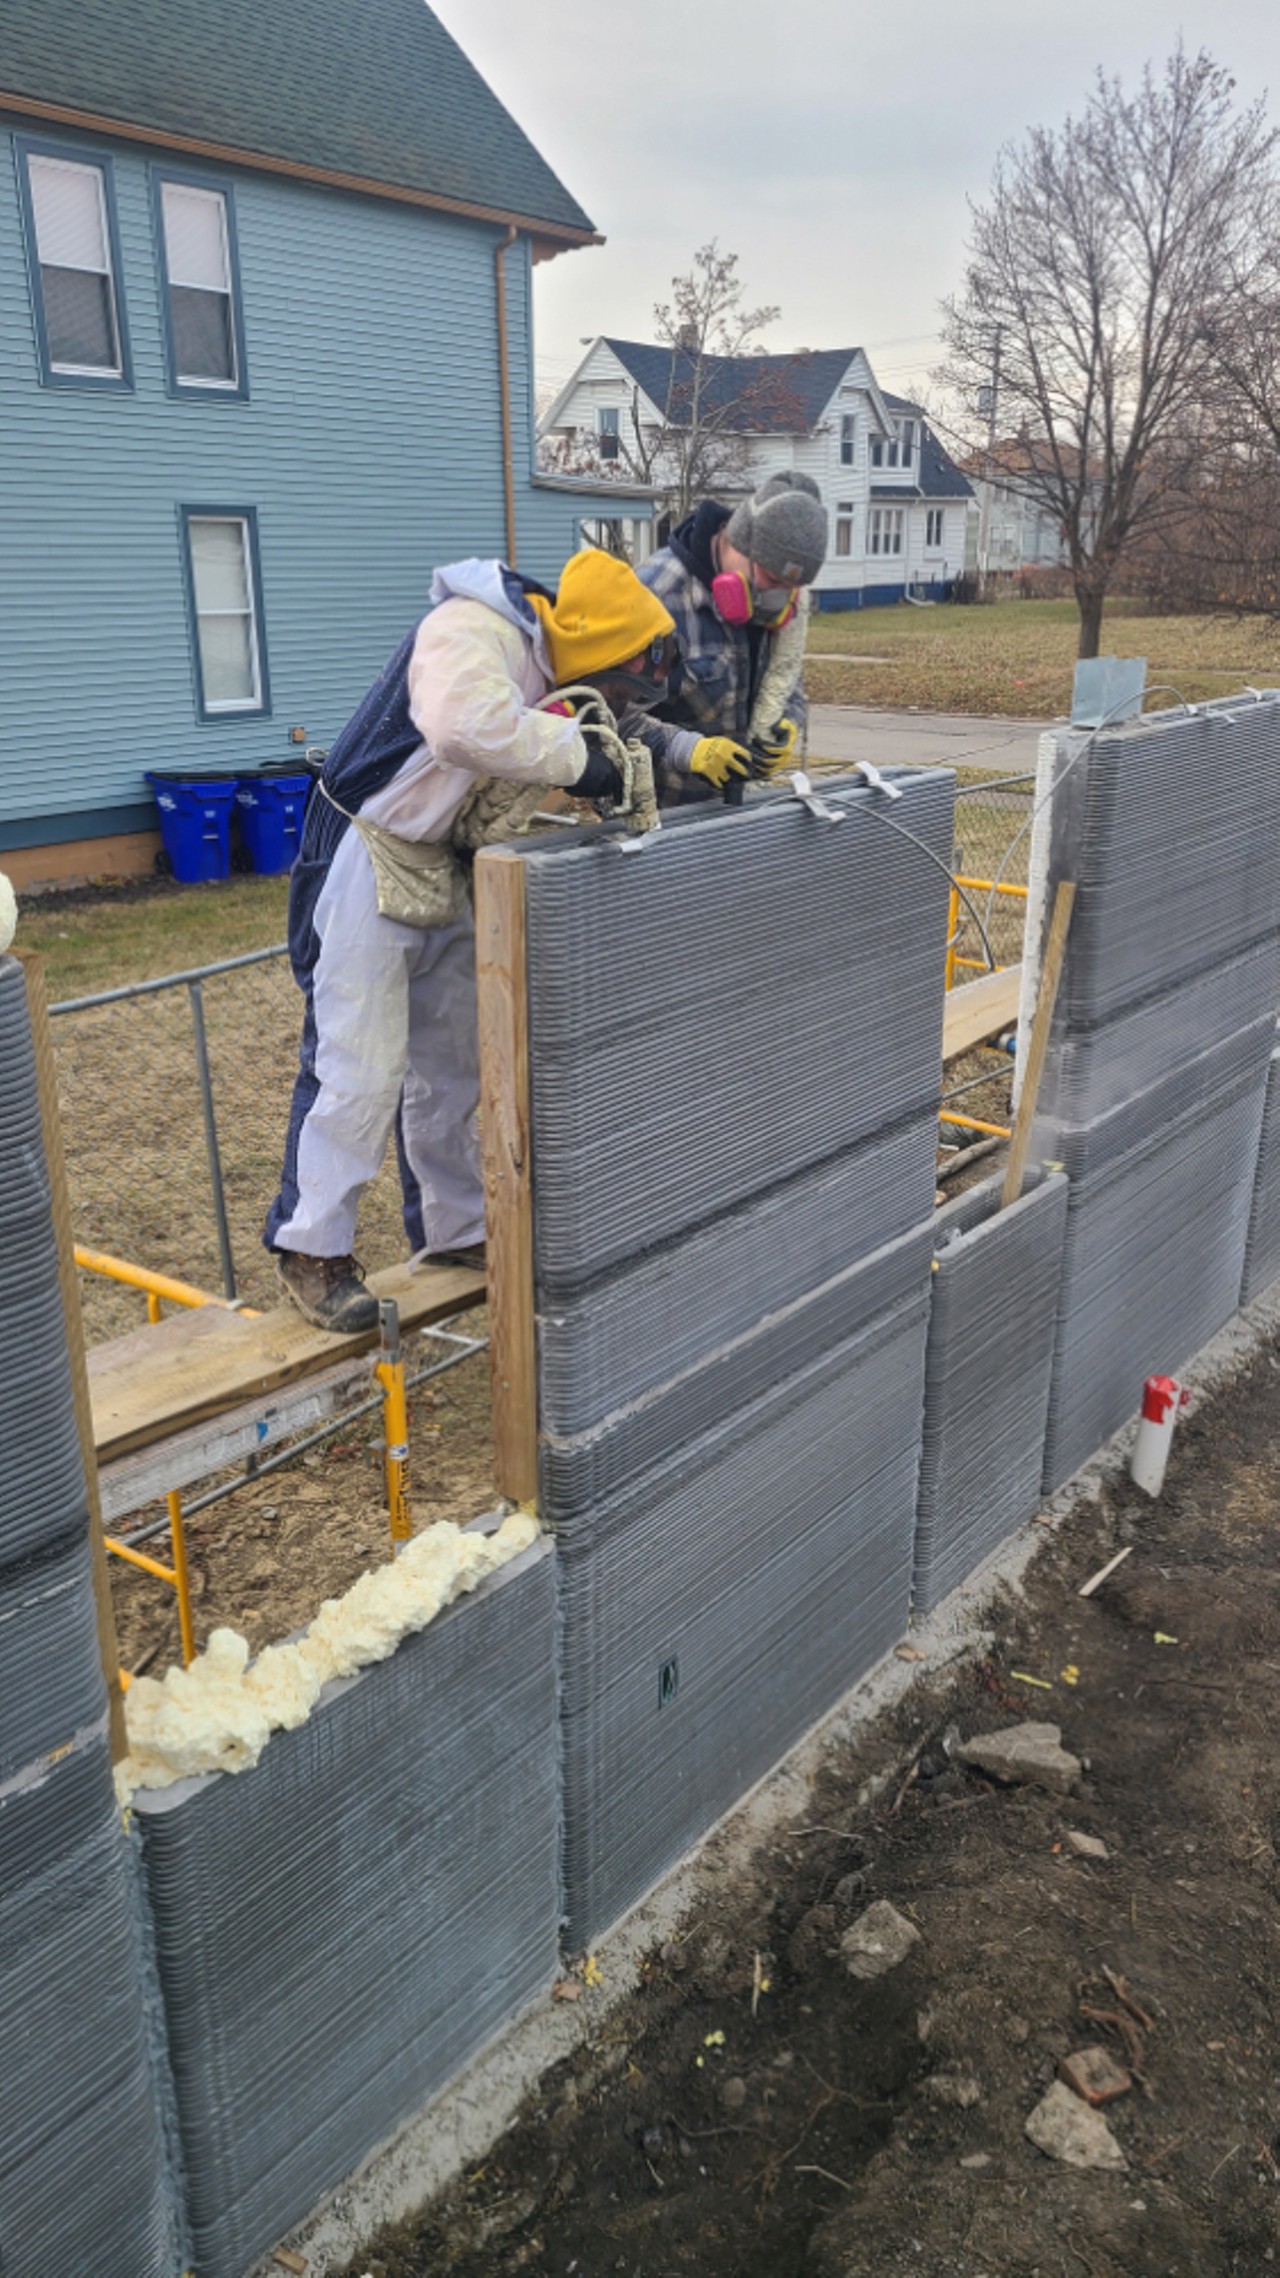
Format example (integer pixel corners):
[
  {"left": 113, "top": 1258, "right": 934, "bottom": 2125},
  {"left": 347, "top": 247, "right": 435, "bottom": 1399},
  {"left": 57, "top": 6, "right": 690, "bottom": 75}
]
[{"left": 870, "top": 418, "right": 916, "bottom": 471}]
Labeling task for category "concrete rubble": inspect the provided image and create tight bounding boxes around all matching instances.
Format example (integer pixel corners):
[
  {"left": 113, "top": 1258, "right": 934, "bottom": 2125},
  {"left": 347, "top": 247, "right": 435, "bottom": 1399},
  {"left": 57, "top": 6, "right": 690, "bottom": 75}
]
[
  {"left": 1025, "top": 2081, "right": 1127, "bottom": 2170},
  {"left": 840, "top": 1900, "right": 922, "bottom": 1980},
  {"left": 956, "top": 1721, "right": 1082, "bottom": 1794}
]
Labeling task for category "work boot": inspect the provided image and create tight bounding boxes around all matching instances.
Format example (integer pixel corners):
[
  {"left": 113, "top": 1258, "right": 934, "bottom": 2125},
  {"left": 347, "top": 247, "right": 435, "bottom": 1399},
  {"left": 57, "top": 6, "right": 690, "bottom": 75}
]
[
  {"left": 420, "top": 1242, "right": 487, "bottom": 1273},
  {"left": 274, "top": 1250, "right": 379, "bottom": 1334}
]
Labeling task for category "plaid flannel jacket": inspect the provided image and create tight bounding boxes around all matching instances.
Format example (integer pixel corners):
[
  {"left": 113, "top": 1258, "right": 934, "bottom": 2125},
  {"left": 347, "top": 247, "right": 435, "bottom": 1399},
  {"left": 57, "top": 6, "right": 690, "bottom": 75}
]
[{"left": 637, "top": 544, "right": 808, "bottom": 786}]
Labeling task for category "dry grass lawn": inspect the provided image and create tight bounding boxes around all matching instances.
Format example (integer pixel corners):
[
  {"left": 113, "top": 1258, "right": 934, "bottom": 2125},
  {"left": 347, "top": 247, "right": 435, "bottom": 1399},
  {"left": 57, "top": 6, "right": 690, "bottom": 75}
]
[{"left": 807, "top": 595, "right": 1280, "bottom": 717}]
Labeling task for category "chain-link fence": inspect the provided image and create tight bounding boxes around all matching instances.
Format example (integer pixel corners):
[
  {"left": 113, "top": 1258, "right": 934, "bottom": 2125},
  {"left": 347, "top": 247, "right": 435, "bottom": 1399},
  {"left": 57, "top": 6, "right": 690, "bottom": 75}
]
[
  {"left": 49, "top": 947, "right": 408, "bottom": 1346},
  {"left": 50, "top": 773, "right": 1036, "bottom": 1345},
  {"left": 951, "top": 773, "right": 1035, "bottom": 976}
]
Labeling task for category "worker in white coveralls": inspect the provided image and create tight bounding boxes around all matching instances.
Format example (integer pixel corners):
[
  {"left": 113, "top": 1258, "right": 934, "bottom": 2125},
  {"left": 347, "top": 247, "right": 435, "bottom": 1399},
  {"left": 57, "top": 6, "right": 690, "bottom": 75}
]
[
  {"left": 635, "top": 472, "right": 828, "bottom": 803},
  {"left": 265, "top": 552, "right": 676, "bottom": 1335}
]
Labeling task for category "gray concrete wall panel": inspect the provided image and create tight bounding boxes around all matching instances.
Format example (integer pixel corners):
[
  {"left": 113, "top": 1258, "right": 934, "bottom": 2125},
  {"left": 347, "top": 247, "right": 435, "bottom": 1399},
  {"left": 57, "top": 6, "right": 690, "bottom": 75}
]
[
  {"left": 134, "top": 1543, "right": 558, "bottom": 2278},
  {"left": 914, "top": 1170, "right": 1068, "bottom": 1614},
  {"left": 1242, "top": 1046, "right": 1280, "bottom": 1303},
  {"left": 520, "top": 772, "right": 954, "bottom": 1291},
  {"left": 557, "top": 1293, "right": 930, "bottom": 1948}
]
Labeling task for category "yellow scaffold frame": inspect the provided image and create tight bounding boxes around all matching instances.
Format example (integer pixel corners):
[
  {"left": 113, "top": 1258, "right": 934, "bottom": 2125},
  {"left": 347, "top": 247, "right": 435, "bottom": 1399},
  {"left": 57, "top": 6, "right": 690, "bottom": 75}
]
[
  {"left": 940, "top": 872, "right": 1028, "bottom": 1140},
  {"left": 77, "top": 1247, "right": 413, "bottom": 1678}
]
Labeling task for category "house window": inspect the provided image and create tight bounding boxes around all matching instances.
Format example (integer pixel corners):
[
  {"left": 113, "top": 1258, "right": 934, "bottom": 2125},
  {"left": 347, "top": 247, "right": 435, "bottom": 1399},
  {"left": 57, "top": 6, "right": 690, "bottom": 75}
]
[
  {"left": 18, "top": 143, "right": 131, "bottom": 387},
  {"left": 868, "top": 509, "right": 904, "bottom": 557},
  {"left": 840, "top": 414, "right": 855, "bottom": 466},
  {"left": 156, "top": 176, "right": 246, "bottom": 394},
  {"left": 182, "top": 510, "right": 269, "bottom": 715},
  {"left": 598, "top": 405, "right": 621, "bottom": 462},
  {"left": 870, "top": 419, "right": 915, "bottom": 472},
  {"left": 926, "top": 508, "right": 944, "bottom": 549},
  {"left": 835, "top": 502, "right": 854, "bottom": 557}
]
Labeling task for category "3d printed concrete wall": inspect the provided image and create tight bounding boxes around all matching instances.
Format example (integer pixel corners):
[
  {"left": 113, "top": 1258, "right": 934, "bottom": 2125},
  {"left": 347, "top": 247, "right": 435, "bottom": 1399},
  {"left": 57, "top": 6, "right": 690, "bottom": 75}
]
[
  {"left": 7, "top": 690, "right": 1280, "bottom": 2274},
  {"left": 517, "top": 774, "right": 954, "bottom": 1946},
  {"left": 134, "top": 1538, "right": 558, "bottom": 2278},
  {"left": 1026, "top": 700, "right": 1280, "bottom": 1489},
  {"left": 0, "top": 957, "right": 178, "bottom": 2278},
  {"left": 914, "top": 1168, "right": 1068, "bottom": 1615},
  {"left": 1242, "top": 1046, "right": 1280, "bottom": 1305}
]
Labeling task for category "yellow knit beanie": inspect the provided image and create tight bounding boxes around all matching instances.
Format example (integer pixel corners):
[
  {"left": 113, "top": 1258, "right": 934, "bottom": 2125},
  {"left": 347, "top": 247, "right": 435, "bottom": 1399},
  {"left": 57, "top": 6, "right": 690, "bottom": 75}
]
[{"left": 529, "top": 552, "right": 675, "bottom": 684}]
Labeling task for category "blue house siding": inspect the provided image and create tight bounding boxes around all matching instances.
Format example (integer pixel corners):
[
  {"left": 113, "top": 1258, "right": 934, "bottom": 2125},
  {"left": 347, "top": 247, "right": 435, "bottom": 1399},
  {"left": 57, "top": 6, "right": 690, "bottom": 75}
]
[{"left": 0, "top": 117, "right": 630, "bottom": 852}]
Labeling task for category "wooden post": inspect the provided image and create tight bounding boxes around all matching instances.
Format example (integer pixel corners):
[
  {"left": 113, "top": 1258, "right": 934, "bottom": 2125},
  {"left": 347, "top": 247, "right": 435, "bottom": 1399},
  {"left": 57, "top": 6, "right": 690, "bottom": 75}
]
[
  {"left": 1000, "top": 880, "right": 1076, "bottom": 1210},
  {"left": 474, "top": 848, "right": 538, "bottom": 1504},
  {"left": 15, "top": 950, "right": 128, "bottom": 1761}
]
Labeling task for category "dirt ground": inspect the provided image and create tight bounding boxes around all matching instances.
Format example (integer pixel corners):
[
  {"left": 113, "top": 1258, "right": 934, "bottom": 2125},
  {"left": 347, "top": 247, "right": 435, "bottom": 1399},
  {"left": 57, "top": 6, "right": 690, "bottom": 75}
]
[
  {"left": 348, "top": 1331, "right": 1280, "bottom": 2278},
  {"left": 108, "top": 1316, "right": 496, "bottom": 1675}
]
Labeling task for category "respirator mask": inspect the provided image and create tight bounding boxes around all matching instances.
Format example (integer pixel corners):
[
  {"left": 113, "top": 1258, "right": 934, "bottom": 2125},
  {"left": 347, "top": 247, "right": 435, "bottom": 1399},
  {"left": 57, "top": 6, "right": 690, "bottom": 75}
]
[
  {"left": 583, "top": 631, "right": 680, "bottom": 711},
  {"left": 711, "top": 570, "right": 799, "bottom": 629}
]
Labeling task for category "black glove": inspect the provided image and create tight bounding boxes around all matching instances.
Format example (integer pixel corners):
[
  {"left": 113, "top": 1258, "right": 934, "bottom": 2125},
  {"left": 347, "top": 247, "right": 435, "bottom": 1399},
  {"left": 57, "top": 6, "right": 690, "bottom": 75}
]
[{"left": 572, "top": 743, "right": 624, "bottom": 802}]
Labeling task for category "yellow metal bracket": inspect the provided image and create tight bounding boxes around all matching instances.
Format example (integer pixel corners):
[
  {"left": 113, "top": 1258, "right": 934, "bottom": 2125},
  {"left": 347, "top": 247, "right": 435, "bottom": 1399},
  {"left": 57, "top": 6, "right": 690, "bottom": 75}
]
[{"left": 374, "top": 1297, "right": 412, "bottom": 1551}]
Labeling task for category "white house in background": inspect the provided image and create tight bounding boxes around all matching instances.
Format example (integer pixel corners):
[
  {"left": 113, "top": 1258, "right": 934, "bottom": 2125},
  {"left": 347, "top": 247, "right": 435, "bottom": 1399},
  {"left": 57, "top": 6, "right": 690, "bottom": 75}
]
[
  {"left": 961, "top": 440, "right": 1072, "bottom": 575},
  {"left": 539, "top": 338, "right": 976, "bottom": 608}
]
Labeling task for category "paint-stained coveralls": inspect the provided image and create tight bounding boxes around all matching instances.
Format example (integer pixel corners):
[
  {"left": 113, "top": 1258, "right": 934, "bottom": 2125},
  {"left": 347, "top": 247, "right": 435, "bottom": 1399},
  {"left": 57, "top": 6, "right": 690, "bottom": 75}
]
[{"left": 266, "top": 561, "right": 589, "bottom": 1271}]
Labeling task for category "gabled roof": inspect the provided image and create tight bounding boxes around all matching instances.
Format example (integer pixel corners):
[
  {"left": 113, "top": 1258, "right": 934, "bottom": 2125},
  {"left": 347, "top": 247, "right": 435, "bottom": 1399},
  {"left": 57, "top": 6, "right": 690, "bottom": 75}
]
[
  {"left": 600, "top": 341, "right": 864, "bottom": 433},
  {"left": 874, "top": 392, "right": 974, "bottom": 501},
  {"left": 0, "top": 0, "right": 597, "bottom": 246}
]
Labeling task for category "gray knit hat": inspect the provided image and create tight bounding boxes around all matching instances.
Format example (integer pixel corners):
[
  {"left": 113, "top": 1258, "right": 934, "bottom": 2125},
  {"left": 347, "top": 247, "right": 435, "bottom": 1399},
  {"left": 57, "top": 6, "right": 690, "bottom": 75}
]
[{"left": 725, "top": 472, "right": 827, "bottom": 585}]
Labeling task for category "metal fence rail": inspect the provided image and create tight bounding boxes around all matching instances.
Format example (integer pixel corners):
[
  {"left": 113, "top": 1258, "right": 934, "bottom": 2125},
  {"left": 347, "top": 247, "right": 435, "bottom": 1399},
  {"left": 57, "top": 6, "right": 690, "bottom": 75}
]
[
  {"left": 49, "top": 777, "right": 1034, "bottom": 1343},
  {"left": 49, "top": 945, "right": 407, "bottom": 1345}
]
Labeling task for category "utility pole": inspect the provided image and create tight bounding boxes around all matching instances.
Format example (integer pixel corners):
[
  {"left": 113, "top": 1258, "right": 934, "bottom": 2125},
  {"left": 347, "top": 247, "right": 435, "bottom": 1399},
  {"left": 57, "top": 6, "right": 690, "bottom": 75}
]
[{"left": 975, "top": 324, "right": 1002, "bottom": 595}]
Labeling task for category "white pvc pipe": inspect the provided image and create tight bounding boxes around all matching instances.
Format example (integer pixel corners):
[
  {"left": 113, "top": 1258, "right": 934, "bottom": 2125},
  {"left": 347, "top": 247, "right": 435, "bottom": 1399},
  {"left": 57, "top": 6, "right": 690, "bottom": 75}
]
[{"left": 1130, "top": 1374, "right": 1188, "bottom": 1498}]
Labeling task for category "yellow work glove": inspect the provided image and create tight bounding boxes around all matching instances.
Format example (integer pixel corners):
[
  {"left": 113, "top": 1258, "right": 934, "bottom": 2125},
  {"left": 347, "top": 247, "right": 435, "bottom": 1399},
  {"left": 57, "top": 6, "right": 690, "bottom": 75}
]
[
  {"left": 752, "top": 716, "right": 800, "bottom": 774},
  {"left": 689, "top": 736, "right": 751, "bottom": 788}
]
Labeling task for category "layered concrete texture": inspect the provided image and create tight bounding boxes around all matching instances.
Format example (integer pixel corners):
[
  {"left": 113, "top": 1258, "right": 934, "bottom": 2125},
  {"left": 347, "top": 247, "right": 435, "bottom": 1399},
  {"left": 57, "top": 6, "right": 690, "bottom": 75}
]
[
  {"left": 1052, "top": 695, "right": 1280, "bottom": 1024},
  {"left": 134, "top": 1541, "right": 558, "bottom": 2278},
  {"left": 914, "top": 1169, "right": 1067, "bottom": 1614},
  {"left": 522, "top": 773, "right": 955, "bottom": 1289},
  {"left": 516, "top": 774, "right": 953, "bottom": 1949},
  {"left": 1242, "top": 1045, "right": 1280, "bottom": 1304},
  {"left": 557, "top": 1289, "right": 932, "bottom": 1949},
  {"left": 0, "top": 1742, "right": 180, "bottom": 2277},
  {"left": 0, "top": 959, "right": 87, "bottom": 1567},
  {"left": 1035, "top": 699, "right": 1280, "bottom": 1490},
  {"left": 0, "top": 952, "right": 178, "bottom": 2278}
]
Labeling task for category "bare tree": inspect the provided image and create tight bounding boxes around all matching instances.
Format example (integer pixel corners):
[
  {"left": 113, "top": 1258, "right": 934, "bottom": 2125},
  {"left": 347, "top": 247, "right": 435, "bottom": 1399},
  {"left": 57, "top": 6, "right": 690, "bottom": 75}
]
[
  {"left": 938, "top": 50, "right": 1279, "bottom": 656},
  {"left": 1203, "top": 230, "right": 1280, "bottom": 456},
  {"left": 645, "top": 242, "right": 783, "bottom": 517}
]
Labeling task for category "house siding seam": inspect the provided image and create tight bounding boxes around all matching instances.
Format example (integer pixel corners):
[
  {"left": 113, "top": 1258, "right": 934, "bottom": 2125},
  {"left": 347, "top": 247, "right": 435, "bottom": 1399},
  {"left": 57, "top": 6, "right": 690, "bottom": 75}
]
[{"left": 0, "top": 120, "right": 614, "bottom": 838}]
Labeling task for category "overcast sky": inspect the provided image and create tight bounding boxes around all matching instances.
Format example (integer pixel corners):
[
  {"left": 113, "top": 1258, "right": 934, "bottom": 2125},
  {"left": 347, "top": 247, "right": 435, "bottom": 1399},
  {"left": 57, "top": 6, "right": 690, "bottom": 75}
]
[{"left": 433, "top": 0, "right": 1280, "bottom": 411}]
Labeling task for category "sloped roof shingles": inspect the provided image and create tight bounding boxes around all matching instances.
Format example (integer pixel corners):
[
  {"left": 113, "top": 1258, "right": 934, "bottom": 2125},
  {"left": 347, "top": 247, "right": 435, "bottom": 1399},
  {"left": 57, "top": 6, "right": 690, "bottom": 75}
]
[
  {"left": 0, "top": 0, "right": 596, "bottom": 237},
  {"left": 603, "top": 341, "right": 861, "bottom": 433}
]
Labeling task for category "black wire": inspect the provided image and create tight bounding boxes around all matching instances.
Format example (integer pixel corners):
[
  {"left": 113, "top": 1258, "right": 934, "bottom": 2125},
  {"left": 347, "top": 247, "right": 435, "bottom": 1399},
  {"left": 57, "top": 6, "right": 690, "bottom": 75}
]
[{"left": 850, "top": 799, "right": 997, "bottom": 972}]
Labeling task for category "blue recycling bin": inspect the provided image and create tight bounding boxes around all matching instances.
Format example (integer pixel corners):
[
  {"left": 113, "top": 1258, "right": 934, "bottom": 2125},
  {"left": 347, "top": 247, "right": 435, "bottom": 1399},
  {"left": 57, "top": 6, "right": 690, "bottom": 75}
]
[
  {"left": 145, "top": 772, "right": 238, "bottom": 884},
  {"left": 233, "top": 768, "right": 313, "bottom": 874}
]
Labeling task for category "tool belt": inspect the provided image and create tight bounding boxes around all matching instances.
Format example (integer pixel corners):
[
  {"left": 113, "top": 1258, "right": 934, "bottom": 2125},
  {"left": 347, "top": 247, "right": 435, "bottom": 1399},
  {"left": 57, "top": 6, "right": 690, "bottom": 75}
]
[{"left": 319, "top": 784, "right": 467, "bottom": 930}]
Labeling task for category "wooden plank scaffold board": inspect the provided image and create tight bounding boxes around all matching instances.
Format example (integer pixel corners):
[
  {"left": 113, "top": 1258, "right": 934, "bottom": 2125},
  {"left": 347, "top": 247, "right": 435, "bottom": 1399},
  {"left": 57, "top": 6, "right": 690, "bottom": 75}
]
[
  {"left": 96, "top": 1352, "right": 373, "bottom": 1524},
  {"left": 942, "top": 964, "right": 1023, "bottom": 1061},
  {"left": 89, "top": 1259, "right": 485, "bottom": 1464}
]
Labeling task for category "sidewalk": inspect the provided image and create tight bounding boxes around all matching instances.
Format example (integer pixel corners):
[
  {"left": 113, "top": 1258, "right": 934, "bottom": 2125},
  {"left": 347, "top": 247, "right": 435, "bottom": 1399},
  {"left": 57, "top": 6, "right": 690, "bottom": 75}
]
[{"left": 809, "top": 703, "right": 1048, "bottom": 777}]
